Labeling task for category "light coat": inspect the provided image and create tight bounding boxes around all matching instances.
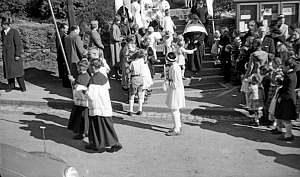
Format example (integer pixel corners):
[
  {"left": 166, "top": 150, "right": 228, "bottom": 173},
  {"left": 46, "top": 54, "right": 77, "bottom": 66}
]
[{"left": 165, "top": 63, "right": 185, "bottom": 109}]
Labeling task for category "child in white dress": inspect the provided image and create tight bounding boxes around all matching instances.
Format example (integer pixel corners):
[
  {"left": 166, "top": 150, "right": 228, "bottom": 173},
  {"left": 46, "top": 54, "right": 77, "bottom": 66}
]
[
  {"left": 165, "top": 52, "right": 185, "bottom": 136},
  {"left": 176, "top": 35, "right": 197, "bottom": 79}
]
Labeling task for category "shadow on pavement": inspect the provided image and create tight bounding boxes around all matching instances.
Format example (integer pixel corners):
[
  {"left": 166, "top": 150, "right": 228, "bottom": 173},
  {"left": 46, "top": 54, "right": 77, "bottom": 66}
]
[
  {"left": 109, "top": 79, "right": 128, "bottom": 104},
  {"left": 0, "top": 81, "right": 7, "bottom": 90},
  {"left": 185, "top": 87, "right": 243, "bottom": 109},
  {"left": 257, "top": 149, "right": 300, "bottom": 170},
  {"left": 22, "top": 112, "right": 168, "bottom": 149},
  {"left": 184, "top": 121, "right": 300, "bottom": 148},
  {"left": 43, "top": 98, "right": 73, "bottom": 111},
  {"left": 113, "top": 116, "right": 169, "bottom": 133},
  {"left": 19, "top": 119, "right": 94, "bottom": 153},
  {"left": 24, "top": 68, "right": 72, "bottom": 98}
]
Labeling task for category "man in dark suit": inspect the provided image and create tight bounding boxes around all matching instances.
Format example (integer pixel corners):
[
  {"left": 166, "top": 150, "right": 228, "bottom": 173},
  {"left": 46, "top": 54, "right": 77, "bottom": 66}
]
[
  {"left": 64, "top": 25, "right": 86, "bottom": 78},
  {"left": 1, "top": 17, "right": 26, "bottom": 92},
  {"left": 56, "top": 23, "right": 69, "bottom": 87}
]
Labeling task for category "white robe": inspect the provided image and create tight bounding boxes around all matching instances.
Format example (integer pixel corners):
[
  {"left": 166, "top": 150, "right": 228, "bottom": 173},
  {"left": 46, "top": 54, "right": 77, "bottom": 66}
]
[
  {"left": 87, "top": 69, "right": 112, "bottom": 117},
  {"left": 131, "top": 1, "right": 144, "bottom": 29},
  {"left": 165, "top": 63, "right": 185, "bottom": 109}
]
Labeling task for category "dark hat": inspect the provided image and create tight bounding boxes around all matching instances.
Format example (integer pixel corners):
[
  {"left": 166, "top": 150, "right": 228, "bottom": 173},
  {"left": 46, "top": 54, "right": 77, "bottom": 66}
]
[
  {"left": 278, "top": 14, "right": 285, "bottom": 19},
  {"left": 77, "top": 58, "right": 89, "bottom": 69},
  {"left": 1, "top": 17, "right": 12, "bottom": 25},
  {"left": 166, "top": 52, "right": 177, "bottom": 62}
]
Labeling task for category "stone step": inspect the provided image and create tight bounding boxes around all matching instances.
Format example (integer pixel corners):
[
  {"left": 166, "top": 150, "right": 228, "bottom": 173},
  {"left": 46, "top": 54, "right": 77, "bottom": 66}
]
[
  {"left": 188, "top": 75, "right": 224, "bottom": 84},
  {"left": 173, "top": 19, "right": 186, "bottom": 26},
  {"left": 152, "top": 64, "right": 222, "bottom": 76},
  {"left": 200, "top": 67, "right": 222, "bottom": 76}
]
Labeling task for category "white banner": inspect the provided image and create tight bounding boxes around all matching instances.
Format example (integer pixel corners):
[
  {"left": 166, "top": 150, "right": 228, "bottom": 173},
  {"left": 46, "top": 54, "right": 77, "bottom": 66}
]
[
  {"left": 206, "top": 0, "right": 214, "bottom": 16},
  {"left": 115, "top": 0, "right": 123, "bottom": 12}
]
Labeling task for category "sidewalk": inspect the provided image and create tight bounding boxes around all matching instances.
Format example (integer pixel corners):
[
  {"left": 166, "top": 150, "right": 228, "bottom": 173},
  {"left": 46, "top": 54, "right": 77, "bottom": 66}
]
[{"left": 0, "top": 67, "right": 247, "bottom": 116}]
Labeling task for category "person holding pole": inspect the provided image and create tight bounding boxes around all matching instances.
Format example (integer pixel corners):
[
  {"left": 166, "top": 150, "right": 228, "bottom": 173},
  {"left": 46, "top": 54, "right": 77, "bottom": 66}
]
[{"left": 56, "top": 23, "right": 70, "bottom": 87}]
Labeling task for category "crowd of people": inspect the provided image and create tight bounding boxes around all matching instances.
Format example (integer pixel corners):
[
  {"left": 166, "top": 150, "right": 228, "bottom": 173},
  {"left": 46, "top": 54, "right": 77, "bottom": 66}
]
[
  {"left": 212, "top": 15, "right": 300, "bottom": 141},
  {"left": 2, "top": 0, "right": 299, "bottom": 153}
]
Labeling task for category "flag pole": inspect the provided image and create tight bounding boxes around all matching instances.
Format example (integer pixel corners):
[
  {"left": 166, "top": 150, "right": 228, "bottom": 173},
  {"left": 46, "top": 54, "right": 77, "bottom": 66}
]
[{"left": 47, "top": 0, "right": 71, "bottom": 76}]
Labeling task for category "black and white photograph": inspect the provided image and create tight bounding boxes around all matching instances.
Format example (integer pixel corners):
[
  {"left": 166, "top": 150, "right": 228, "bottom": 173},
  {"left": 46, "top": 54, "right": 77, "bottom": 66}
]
[{"left": 0, "top": 0, "right": 300, "bottom": 176}]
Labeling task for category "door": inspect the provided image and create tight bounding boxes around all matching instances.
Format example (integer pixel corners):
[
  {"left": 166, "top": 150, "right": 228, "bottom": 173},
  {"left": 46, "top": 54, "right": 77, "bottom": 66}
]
[
  {"left": 281, "top": 1, "right": 300, "bottom": 27},
  {"left": 237, "top": 3, "right": 259, "bottom": 32}
]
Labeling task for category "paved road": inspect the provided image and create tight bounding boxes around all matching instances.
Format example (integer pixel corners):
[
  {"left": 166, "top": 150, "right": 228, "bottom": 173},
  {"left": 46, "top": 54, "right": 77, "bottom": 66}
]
[{"left": 0, "top": 105, "right": 300, "bottom": 177}]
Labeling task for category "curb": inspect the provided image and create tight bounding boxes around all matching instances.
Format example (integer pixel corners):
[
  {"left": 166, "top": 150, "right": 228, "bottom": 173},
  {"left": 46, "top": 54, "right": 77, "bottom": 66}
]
[{"left": 0, "top": 98, "right": 248, "bottom": 117}]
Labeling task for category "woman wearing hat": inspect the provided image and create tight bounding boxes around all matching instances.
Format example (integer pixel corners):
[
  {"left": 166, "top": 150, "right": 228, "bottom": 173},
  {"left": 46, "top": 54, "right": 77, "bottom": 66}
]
[
  {"left": 165, "top": 52, "right": 185, "bottom": 136},
  {"left": 1, "top": 17, "right": 26, "bottom": 92}
]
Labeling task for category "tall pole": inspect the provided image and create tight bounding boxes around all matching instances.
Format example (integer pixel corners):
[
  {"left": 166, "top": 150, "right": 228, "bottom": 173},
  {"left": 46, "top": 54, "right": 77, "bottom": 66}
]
[
  {"left": 48, "top": 0, "right": 71, "bottom": 76},
  {"left": 67, "top": 0, "right": 76, "bottom": 27}
]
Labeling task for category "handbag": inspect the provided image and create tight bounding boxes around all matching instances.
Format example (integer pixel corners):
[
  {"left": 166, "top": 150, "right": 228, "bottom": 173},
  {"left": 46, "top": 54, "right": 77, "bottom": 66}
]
[{"left": 162, "top": 81, "right": 168, "bottom": 91}]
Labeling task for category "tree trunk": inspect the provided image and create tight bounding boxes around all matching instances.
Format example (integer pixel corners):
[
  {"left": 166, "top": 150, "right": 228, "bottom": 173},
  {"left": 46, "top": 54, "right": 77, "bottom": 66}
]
[{"left": 67, "top": 0, "right": 76, "bottom": 27}]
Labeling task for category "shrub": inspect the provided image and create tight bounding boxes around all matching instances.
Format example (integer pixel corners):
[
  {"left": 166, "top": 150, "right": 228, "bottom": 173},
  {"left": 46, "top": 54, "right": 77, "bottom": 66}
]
[{"left": 0, "top": 0, "right": 27, "bottom": 16}]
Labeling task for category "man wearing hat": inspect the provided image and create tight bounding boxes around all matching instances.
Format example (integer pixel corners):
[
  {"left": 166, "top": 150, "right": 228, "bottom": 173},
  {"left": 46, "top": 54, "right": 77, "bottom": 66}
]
[
  {"left": 1, "top": 17, "right": 26, "bottom": 92},
  {"left": 165, "top": 52, "right": 185, "bottom": 136},
  {"left": 277, "top": 14, "right": 289, "bottom": 39},
  {"left": 89, "top": 20, "right": 104, "bottom": 57},
  {"left": 64, "top": 25, "right": 86, "bottom": 79}
]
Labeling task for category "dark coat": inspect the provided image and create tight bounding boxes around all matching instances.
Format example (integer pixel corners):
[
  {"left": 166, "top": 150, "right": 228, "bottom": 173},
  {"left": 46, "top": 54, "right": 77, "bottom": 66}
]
[
  {"left": 56, "top": 31, "right": 67, "bottom": 78},
  {"left": 275, "top": 71, "right": 297, "bottom": 120},
  {"left": 262, "top": 35, "right": 276, "bottom": 56},
  {"left": 89, "top": 30, "right": 104, "bottom": 51},
  {"left": 64, "top": 32, "right": 85, "bottom": 76},
  {"left": 191, "top": 6, "right": 208, "bottom": 25},
  {"left": 1, "top": 28, "right": 24, "bottom": 79}
]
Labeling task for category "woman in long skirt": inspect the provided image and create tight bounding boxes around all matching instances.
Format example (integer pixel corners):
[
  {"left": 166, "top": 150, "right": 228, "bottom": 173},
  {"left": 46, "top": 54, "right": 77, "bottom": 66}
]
[
  {"left": 85, "top": 57, "right": 122, "bottom": 152},
  {"left": 274, "top": 59, "right": 298, "bottom": 141},
  {"left": 165, "top": 52, "right": 185, "bottom": 136}
]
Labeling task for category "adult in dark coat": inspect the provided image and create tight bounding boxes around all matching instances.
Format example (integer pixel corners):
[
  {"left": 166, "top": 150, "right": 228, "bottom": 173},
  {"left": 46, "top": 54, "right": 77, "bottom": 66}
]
[
  {"left": 1, "top": 17, "right": 26, "bottom": 92},
  {"left": 64, "top": 25, "right": 86, "bottom": 78},
  {"left": 241, "top": 20, "right": 257, "bottom": 45},
  {"left": 275, "top": 59, "right": 297, "bottom": 141},
  {"left": 190, "top": 0, "right": 208, "bottom": 26},
  {"left": 56, "top": 23, "right": 69, "bottom": 87}
]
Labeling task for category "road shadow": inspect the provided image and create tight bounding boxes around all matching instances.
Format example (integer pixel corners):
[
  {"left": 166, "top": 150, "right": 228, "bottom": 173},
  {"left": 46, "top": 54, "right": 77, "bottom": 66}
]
[
  {"left": 184, "top": 121, "right": 300, "bottom": 148},
  {"left": 109, "top": 79, "right": 128, "bottom": 104},
  {"left": 23, "top": 111, "right": 168, "bottom": 136},
  {"left": 43, "top": 98, "right": 73, "bottom": 111},
  {"left": 24, "top": 67, "right": 72, "bottom": 98},
  {"left": 185, "top": 87, "right": 243, "bottom": 109},
  {"left": 257, "top": 149, "right": 300, "bottom": 170},
  {"left": 19, "top": 119, "right": 95, "bottom": 153},
  {"left": 0, "top": 81, "right": 7, "bottom": 90},
  {"left": 112, "top": 116, "right": 169, "bottom": 133}
]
